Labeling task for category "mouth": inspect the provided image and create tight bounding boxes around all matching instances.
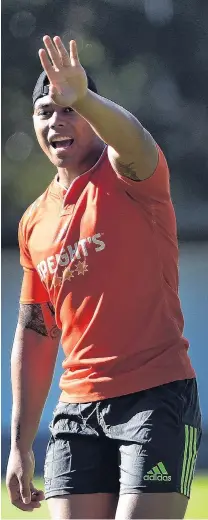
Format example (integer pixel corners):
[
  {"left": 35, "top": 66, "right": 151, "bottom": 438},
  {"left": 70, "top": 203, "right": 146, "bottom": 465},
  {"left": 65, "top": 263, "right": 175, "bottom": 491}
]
[{"left": 50, "top": 137, "right": 74, "bottom": 150}]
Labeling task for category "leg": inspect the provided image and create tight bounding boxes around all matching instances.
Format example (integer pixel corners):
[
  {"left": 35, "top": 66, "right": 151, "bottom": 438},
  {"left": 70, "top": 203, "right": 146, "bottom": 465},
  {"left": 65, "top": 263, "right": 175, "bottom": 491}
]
[
  {"left": 116, "top": 492, "right": 188, "bottom": 519},
  {"left": 110, "top": 379, "right": 201, "bottom": 520},
  {"left": 44, "top": 406, "right": 119, "bottom": 520},
  {"left": 47, "top": 493, "right": 118, "bottom": 519}
]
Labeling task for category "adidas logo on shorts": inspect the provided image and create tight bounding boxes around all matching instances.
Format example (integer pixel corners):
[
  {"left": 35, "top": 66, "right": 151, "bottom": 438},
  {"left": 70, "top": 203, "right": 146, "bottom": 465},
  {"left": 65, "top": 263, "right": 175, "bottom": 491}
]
[{"left": 143, "top": 462, "right": 171, "bottom": 481}]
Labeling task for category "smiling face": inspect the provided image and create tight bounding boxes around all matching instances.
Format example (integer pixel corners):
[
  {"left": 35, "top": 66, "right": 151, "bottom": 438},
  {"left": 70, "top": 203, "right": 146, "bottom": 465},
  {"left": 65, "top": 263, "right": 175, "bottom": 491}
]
[{"left": 33, "top": 95, "right": 103, "bottom": 174}]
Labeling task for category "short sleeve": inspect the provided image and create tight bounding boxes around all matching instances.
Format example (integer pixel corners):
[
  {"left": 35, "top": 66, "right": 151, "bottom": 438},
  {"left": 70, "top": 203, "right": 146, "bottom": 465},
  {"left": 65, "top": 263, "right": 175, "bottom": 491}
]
[
  {"left": 115, "top": 145, "right": 170, "bottom": 203},
  {"left": 18, "top": 220, "right": 49, "bottom": 304}
]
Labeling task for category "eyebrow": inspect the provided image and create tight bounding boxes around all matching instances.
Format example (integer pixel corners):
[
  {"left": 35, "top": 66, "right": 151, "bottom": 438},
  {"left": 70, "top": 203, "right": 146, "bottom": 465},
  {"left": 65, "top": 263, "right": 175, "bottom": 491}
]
[{"left": 35, "top": 103, "right": 51, "bottom": 110}]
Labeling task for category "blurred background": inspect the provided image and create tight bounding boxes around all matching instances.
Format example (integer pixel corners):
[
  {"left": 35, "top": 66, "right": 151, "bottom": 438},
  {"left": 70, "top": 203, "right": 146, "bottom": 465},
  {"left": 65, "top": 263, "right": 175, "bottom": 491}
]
[{"left": 1, "top": 0, "right": 208, "bottom": 517}]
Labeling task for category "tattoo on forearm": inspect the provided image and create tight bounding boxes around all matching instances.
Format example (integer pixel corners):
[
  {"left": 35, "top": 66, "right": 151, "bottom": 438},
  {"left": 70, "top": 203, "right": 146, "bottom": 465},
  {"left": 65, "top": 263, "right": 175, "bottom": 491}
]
[
  {"left": 18, "top": 303, "right": 59, "bottom": 339},
  {"left": 16, "top": 423, "right": 21, "bottom": 441},
  {"left": 117, "top": 160, "right": 140, "bottom": 181},
  {"left": 48, "top": 302, "right": 55, "bottom": 315}
]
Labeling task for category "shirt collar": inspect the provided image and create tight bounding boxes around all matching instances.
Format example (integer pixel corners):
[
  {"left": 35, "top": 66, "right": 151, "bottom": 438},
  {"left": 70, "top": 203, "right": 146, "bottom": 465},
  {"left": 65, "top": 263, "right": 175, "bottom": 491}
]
[{"left": 49, "top": 146, "right": 107, "bottom": 200}]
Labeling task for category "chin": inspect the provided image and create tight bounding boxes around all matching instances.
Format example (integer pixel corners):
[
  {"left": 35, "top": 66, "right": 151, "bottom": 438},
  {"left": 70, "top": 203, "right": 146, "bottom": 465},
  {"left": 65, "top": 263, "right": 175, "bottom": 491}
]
[{"left": 49, "top": 155, "right": 74, "bottom": 168}]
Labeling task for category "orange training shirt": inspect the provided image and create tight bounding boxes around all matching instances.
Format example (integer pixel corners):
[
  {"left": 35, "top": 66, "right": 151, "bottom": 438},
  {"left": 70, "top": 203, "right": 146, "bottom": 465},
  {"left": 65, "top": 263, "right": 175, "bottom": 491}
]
[{"left": 19, "top": 146, "right": 195, "bottom": 402}]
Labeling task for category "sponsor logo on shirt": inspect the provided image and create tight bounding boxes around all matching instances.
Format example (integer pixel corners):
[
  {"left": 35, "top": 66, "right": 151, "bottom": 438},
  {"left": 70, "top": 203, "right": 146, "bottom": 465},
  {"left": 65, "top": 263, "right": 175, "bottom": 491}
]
[{"left": 36, "top": 232, "right": 105, "bottom": 284}]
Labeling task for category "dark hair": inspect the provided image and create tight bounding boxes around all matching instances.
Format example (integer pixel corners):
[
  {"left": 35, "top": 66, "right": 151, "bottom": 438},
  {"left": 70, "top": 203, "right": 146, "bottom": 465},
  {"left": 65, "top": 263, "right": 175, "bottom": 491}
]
[{"left": 32, "top": 70, "right": 98, "bottom": 106}]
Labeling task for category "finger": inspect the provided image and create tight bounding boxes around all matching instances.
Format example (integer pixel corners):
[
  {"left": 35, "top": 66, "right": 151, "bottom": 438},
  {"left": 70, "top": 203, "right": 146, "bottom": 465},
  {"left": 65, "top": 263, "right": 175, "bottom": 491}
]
[
  {"left": 6, "top": 478, "right": 41, "bottom": 511},
  {"left": 30, "top": 483, "right": 45, "bottom": 502},
  {"left": 31, "top": 490, "right": 45, "bottom": 502},
  {"left": 70, "top": 40, "right": 80, "bottom": 66},
  {"left": 19, "top": 476, "right": 31, "bottom": 505},
  {"left": 53, "top": 36, "right": 70, "bottom": 67},
  {"left": 11, "top": 498, "right": 41, "bottom": 511},
  {"left": 43, "top": 35, "right": 62, "bottom": 69},
  {"left": 39, "top": 49, "right": 55, "bottom": 83},
  {"left": 7, "top": 485, "right": 19, "bottom": 505}
]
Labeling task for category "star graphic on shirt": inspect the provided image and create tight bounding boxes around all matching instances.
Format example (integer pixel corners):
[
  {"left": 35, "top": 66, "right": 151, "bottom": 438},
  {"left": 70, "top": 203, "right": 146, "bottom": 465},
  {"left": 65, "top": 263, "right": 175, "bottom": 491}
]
[
  {"left": 75, "top": 260, "right": 88, "bottom": 276},
  {"left": 52, "top": 274, "right": 62, "bottom": 287},
  {"left": 63, "top": 267, "right": 74, "bottom": 282}
]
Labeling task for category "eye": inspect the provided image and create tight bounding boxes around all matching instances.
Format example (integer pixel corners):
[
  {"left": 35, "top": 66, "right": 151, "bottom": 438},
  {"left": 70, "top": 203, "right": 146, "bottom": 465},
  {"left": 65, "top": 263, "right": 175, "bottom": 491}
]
[
  {"left": 37, "top": 110, "right": 51, "bottom": 118},
  {"left": 64, "top": 107, "right": 73, "bottom": 113}
]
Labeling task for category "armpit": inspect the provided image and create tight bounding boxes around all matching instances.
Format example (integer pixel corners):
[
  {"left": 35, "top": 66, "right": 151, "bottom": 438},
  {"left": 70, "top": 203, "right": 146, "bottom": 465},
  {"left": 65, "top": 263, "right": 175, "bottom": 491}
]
[{"left": 115, "top": 160, "right": 140, "bottom": 181}]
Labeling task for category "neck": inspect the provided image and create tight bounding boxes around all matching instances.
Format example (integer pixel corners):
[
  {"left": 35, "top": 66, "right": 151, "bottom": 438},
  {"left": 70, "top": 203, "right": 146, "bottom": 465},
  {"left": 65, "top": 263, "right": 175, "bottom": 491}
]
[{"left": 57, "top": 142, "right": 105, "bottom": 188}]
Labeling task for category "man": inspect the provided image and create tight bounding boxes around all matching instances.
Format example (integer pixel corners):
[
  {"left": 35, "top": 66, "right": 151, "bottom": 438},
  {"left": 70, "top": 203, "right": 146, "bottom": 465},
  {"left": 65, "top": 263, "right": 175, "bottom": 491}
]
[{"left": 6, "top": 35, "right": 201, "bottom": 519}]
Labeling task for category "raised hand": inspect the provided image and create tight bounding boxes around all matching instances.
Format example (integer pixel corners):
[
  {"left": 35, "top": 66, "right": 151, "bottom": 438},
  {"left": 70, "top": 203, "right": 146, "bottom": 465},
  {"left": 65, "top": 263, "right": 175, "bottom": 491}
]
[{"left": 39, "top": 36, "right": 88, "bottom": 107}]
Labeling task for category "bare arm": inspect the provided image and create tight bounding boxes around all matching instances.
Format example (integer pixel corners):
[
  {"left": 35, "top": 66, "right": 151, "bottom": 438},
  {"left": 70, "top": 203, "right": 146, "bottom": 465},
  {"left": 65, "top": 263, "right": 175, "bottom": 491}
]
[
  {"left": 11, "top": 302, "right": 61, "bottom": 451},
  {"left": 6, "top": 302, "right": 60, "bottom": 510},
  {"left": 73, "top": 90, "right": 158, "bottom": 182}
]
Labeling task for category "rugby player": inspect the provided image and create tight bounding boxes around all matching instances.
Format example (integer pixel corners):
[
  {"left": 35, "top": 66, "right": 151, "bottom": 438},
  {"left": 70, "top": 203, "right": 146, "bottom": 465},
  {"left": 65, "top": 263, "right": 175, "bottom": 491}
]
[{"left": 6, "top": 36, "right": 202, "bottom": 519}]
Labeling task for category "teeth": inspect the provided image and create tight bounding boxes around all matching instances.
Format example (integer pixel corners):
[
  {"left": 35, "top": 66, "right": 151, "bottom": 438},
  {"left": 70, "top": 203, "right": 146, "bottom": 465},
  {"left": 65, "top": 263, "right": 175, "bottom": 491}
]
[{"left": 51, "top": 136, "right": 73, "bottom": 143}]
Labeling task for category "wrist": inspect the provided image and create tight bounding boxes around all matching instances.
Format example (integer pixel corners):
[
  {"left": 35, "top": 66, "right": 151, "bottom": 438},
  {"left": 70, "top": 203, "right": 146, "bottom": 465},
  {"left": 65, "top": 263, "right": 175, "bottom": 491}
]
[
  {"left": 11, "top": 437, "right": 33, "bottom": 452},
  {"left": 11, "top": 420, "right": 33, "bottom": 453},
  {"left": 10, "top": 443, "right": 33, "bottom": 455},
  {"left": 71, "top": 89, "right": 94, "bottom": 111}
]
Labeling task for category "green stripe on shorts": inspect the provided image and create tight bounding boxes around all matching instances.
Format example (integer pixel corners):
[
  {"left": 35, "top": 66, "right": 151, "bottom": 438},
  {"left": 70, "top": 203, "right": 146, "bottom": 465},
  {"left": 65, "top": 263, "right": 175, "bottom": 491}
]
[
  {"left": 187, "top": 427, "right": 197, "bottom": 497},
  {"left": 180, "top": 425, "right": 198, "bottom": 496}
]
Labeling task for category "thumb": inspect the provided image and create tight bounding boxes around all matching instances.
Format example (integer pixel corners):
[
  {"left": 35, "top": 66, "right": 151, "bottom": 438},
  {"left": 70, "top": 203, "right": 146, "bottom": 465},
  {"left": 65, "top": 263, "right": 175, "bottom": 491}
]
[
  {"left": 19, "top": 476, "right": 31, "bottom": 504},
  {"left": 49, "top": 83, "right": 62, "bottom": 98}
]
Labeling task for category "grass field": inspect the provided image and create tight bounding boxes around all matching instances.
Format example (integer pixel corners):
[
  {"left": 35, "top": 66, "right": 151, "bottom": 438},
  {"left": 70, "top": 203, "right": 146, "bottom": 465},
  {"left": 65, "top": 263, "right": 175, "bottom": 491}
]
[{"left": 1, "top": 474, "right": 208, "bottom": 519}]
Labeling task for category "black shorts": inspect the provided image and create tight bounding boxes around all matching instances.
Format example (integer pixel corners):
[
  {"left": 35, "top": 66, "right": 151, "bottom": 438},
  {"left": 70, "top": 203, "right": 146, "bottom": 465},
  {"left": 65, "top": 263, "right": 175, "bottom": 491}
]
[{"left": 44, "top": 378, "right": 202, "bottom": 499}]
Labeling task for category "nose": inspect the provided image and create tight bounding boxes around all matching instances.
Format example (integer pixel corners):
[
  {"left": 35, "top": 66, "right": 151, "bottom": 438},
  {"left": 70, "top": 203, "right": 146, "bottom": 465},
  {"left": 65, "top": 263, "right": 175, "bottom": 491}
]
[{"left": 49, "top": 110, "right": 66, "bottom": 129}]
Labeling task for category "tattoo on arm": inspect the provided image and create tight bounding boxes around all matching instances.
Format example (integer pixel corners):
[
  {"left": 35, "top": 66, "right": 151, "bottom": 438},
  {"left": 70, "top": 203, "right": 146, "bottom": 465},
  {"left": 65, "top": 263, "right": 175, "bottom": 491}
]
[
  {"left": 116, "top": 160, "right": 140, "bottom": 181},
  {"left": 16, "top": 423, "right": 21, "bottom": 442},
  {"left": 48, "top": 302, "right": 55, "bottom": 315},
  {"left": 18, "top": 303, "right": 48, "bottom": 336},
  {"left": 18, "top": 303, "right": 59, "bottom": 339},
  {"left": 46, "top": 302, "right": 60, "bottom": 338}
]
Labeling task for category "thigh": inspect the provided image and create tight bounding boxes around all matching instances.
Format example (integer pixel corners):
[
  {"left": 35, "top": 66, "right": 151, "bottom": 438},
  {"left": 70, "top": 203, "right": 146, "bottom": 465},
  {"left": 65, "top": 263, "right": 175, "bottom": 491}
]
[
  {"left": 116, "top": 379, "right": 201, "bottom": 498},
  {"left": 44, "top": 401, "right": 119, "bottom": 518},
  {"left": 116, "top": 492, "right": 188, "bottom": 519},
  {"left": 44, "top": 401, "right": 119, "bottom": 499},
  {"left": 44, "top": 433, "right": 119, "bottom": 498},
  {"left": 47, "top": 493, "right": 118, "bottom": 520}
]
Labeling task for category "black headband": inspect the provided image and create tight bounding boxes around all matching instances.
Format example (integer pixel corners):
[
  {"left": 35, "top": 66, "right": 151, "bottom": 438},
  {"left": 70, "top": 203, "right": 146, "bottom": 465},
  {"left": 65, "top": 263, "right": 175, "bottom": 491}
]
[{"left": 32, "top": 70, "right": 98, "bottom": 106}]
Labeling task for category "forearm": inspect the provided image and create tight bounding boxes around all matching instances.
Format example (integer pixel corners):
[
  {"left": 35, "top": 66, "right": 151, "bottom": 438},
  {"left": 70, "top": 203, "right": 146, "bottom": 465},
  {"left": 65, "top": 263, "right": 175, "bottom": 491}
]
[
  {"left": 73, "top": 90, "right": 145, "bottom": 156},
  {"left": 11, "top": 325, "right": 59, "bottom": 451}
]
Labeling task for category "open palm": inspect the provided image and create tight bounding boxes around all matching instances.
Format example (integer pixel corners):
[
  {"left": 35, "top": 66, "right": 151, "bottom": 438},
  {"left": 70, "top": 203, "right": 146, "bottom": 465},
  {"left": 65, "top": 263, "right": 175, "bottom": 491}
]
[{"left": 39, "top": 36, "right": 88, "bottom": 107}]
